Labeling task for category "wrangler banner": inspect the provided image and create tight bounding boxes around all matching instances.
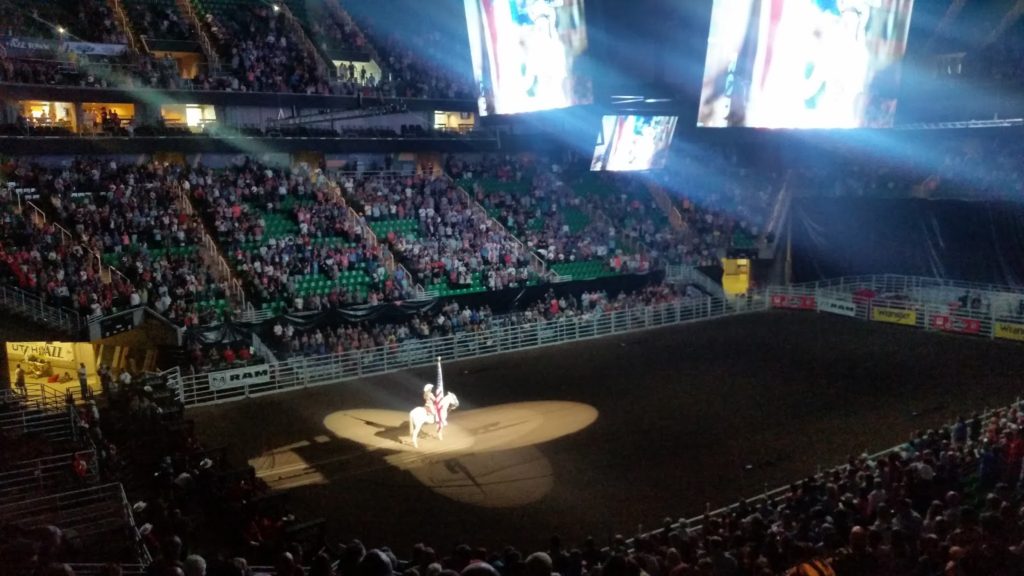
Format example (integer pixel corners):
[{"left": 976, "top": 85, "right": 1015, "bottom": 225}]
[
  {"left": 871, "top": 306, "right": 917, "bottom": 326},
  {"left": 930, "top": 315, "right": 982, "bottom": 335},
  {"left": 994, "top": 321, "right": 1024, "bottom": 342},
  {"left": 771, "top": 294, "right": 816, "bottom": 310}
]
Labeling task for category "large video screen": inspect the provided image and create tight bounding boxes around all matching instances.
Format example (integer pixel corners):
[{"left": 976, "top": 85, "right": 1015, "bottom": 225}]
[
  {"left": 698, "top": 0, "right": 915, "bottom": 129},
  {"left": 591, "top": 115, "right": 678, "bottom": 172},
  {"left": 464, "top": 0, "right": 591, "bottom": 116}
]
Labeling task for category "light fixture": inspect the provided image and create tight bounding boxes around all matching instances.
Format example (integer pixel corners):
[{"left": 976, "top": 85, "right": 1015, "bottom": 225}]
[
  {"left": 272, "top": 4, "right": 280, "bottom": 11},
  {"left": 56, "top": 26, "right": 65, "bottom": 34}
]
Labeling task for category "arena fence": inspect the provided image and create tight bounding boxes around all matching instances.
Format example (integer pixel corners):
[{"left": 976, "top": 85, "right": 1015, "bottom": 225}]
[
  {"left": 0, "top": 403, "right": 77, "bottom": 443},
  {"left": 179, "top": 295, "right": 763, "bottom": 406},
  {"left": 0, "top": 450, "right": 99, "bottom": 506},
  {"left": 180, "top": 274, "right": 1024, "bottom": 407},
  {"left": 0, "top": 482, "right": 151, "bottom": 564},
  {"left": 767, "top": 274, "right": 1024, "bottom": 341},
  {"left": 625, "top": 276, "right": 1024, "bottom": 549},
  {"left": 634, "top": 400, "right": 1007, "bottom": 554}
]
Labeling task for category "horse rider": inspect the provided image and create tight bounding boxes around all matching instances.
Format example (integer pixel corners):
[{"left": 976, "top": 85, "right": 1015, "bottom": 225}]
[{"left": 423, "top": 384, "right": 439, "bottom": 418}]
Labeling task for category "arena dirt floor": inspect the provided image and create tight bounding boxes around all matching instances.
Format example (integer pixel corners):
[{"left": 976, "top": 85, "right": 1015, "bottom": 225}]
[{"left": 191, "top": 311, "right": 1024, "bottom": 553}]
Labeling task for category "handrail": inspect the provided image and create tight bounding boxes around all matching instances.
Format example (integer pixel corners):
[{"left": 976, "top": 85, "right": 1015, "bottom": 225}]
[
  {"left": 322, "top": 0, "right": 386, "bottom": 71},
  {"left": 0, "top": 79, "right": 476, "bottom": 102},
  {"left": 0, "top": 284, "right": 85, "bottom": 335},
  {"left": 111, "top": 0, "right": 140, "bottom": 55},
  {"left": 0, "top": 450, "right": 99, "bottom": 502},
  {"left": 277, "top": 2, "right": 330, "bottom": 79},
  {"left": 177, "top": 188, "right": 245, "bottom": 307},
  {"left": 665, "top": 264, "right": 726, "bottom": 300},
  {"left": 445, "top": 174, "right": 545, "bottom": 274},
  {"left": 791, "top": 274, "right": 1024, "bottom": 298},
  {"left": 646, "top": 181, "right": 684, "bottom": 231},
  {"left": 762, "top": 170, "right": 792, "bottom": 246},
  {"left": 24, "top": 199, "right": 128, "bottom": 287},
  {"left": 179, "top": 0, "right": 220, "bottom": 72}
]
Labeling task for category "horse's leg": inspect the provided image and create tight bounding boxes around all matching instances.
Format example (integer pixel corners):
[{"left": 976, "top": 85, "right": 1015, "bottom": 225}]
[{"left": 409, "top": 414, "right": 416, "bottom": 447}]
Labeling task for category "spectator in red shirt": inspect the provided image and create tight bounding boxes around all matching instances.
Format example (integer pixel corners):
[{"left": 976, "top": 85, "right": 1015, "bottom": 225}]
[{"left": 223, "top": 347, "right": 236, "bottom": 365}]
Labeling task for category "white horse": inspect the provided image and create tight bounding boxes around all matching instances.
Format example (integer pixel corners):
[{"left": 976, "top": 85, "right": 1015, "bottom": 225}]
[{"left": 409, "top": 392, "right": 459, "bottom": 448}]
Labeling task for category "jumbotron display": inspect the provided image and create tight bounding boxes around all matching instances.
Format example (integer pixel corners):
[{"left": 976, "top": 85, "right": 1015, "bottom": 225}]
[
  {"left": 591, "top": 115, "right": 678, "bottom": 172},
  {"left": 698, "top": 0, "right": 915, "bottom": 129},
  {"left": 464, "top": 0, "right": 591, "bottom": 116}
]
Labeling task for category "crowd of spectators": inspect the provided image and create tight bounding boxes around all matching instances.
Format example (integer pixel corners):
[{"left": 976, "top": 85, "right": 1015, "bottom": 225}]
[
  {"left": 0, "top": 158, "right": 237, "bottom": 324},
  {"left": 313, "top": 3, "right": 474, "bottom": 100},
  {"left": 359, "top": 29, "right": 474, "bottom": 100},
  {"left": 644, "top": 148, "right": 780, "bottom": 266},
  {"left": 342, "top": 171, "right": 538, "bottom": 293},
  {"left": 0, "top": 183, "right": 131, "bottom": 316},
  {"left": 198, "top": 4, "right": 330, "bottom": 94},
  {"left": 188, "top": 161, "right": 409, "bottom": 311},
  {"left": 44, "top": 159, "right": 232, "bottom": 325},
  {"left": 126, "top": 1, "right": 192, "bottom": 41},
  {"left": 65, "top": 0, "right": 128, "bottom": 45},
  {"left": 783, "top": 139, "right": 1024, "bottom": 203},
  {"left": 450, "top": 155, "right": 652, "bottom": 274},
  {"left": 1, "top": 359, "right": 320, "bottom": 576},
  {"left": 9, "top": 383, "right": 1024, "bottom": 576}
]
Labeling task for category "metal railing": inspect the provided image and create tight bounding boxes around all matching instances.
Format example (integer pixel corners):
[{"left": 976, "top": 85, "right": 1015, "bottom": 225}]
[
  {"left": 768, "top": 275, "right": 1024, "bottom": 341},
  {"left": 0, "top": 482, "right": 150, "bottom": 563},
  {"left": 0, "top": 284, "right": 85, "bottom": 335},
  {"left": 179, "top": 0, "right": 219, "bottom": 72},
  {"left": 181, "top": 295, "right": 762, "bottom": 406},
  {"left": 446, "top": 174, "right": 546, "bottom": 274},
  {"left": 631, "top": 400, "right": 1009, "bottom": 555},
  {"left": 794, "top": 274, "right": 1024, "bottom": 299},
  {"left": 0, "top": 451, "right": 99, "bottom": 505},
  {"left": 665, "top": 265, "right": 727, "bottom": 300},
  {"left": 0, "top": 404, "right": 76, "bottom": 442},
  {"left": 177, "top": 188, "right": 245, "bottom": 306}
]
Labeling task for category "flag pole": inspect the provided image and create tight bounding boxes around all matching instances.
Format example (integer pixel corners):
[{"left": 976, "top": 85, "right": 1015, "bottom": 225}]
[{"left": 434, "top": 357, "right": 445, "bottom": 432}]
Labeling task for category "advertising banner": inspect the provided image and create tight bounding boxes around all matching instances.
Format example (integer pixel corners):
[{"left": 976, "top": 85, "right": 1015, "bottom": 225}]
[
  {"left": 208, "top": 364, "right": 270, "bottom": 391},
  {"left": 930, "top": 314, "right": 982, "bottom": 335},
  {"left": 61, "top": 41, "right": 127, "bottom": 57},
  {"left": 0, "top": 36, "right": 56, "bottom": 57},
  {"left": 994, "top": 321, "right": 1024, "bottom": 342},
  {"left": 817, "top": 295, "right": 857, "bottom": 317},
  {"left": 771, "top": 294, "right": 816, "bottom": 310},
  {"left": 871, "top": 306, "right": 917, "bottom": 326},
  {"left": 6, "top": 342, "right": 77, "bottom": 363}
]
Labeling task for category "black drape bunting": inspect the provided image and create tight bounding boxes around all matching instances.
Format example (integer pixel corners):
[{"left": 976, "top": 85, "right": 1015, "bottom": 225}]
[
  {"left": 185, "top": 271, "right": 662, "bottom": 345},
  {"left": 791, "top": 198, "right": 1024, "bottom": 286}
]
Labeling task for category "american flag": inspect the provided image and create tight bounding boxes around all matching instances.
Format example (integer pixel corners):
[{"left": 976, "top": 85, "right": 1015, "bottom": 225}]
[{"left": 434, "top": 357, "right": 446, "bottom": 432}]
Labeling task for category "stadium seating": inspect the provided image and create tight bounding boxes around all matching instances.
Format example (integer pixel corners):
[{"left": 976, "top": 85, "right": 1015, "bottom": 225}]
[
  {"left": 189, "top": 162, "right": 406, "bottom": 314},
  {"left": 189, "top": 0, "right": 329, "bottom": 93},
  {"left": 341, "top": 172, "right": 538, "bottom": 296},
  {"left": 0, "top": 187, "right": 131, "bottom": 317},
  {"left": 124, "top": 0, "right": 194, "bottom": 42},
  {"left": 452, "top": 155, "right": 649, "bottom": 277}
]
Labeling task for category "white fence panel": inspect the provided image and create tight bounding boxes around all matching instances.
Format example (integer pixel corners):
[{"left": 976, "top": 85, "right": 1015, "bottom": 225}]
[{"left": 181, "top": 296, "right": 758, "bottom": 407}]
